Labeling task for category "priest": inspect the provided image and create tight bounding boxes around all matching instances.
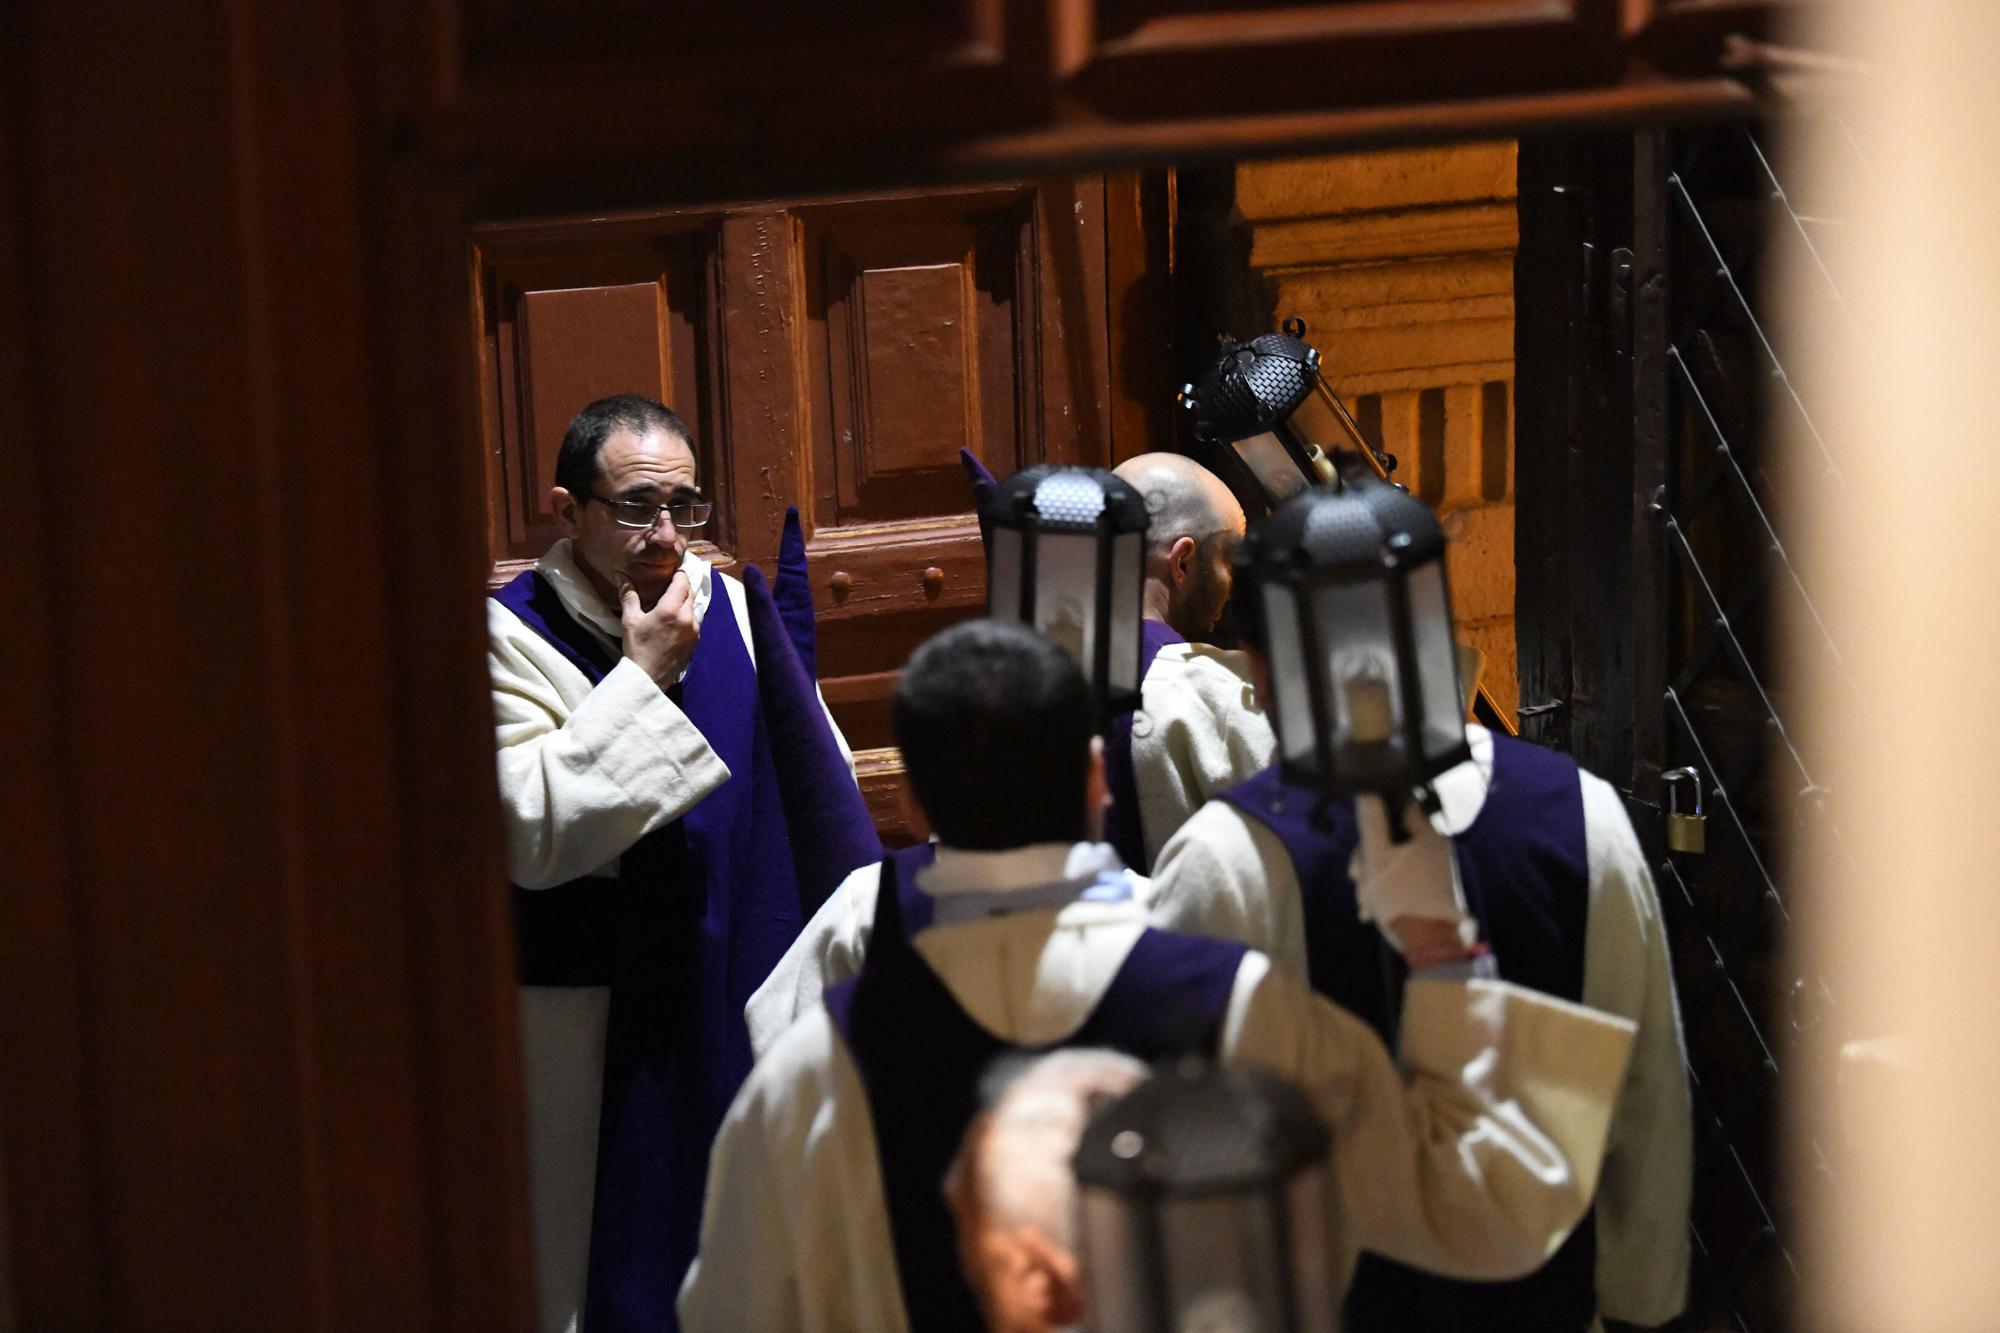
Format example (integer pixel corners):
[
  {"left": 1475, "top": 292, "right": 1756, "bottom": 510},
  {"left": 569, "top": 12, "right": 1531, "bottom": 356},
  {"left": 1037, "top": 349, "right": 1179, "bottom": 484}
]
[
  {"left": 1103, "top": 452, "right": 1276, "bottom": 871},
  {"left": 488, "top": 393, "right": 873, "bottom": 1333},
  {"left": 679, "top": 618, "right": 1638, "bottom": 1332},
  {"left": 1149, "top": 483, "right": 1692, "bottom": 1332}
]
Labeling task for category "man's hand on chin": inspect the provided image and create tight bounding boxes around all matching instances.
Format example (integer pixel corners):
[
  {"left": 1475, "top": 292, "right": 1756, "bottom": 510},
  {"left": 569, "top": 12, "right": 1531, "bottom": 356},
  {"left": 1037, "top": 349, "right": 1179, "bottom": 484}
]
[{"left": 620, "top": 570, "right": 700, "bottom": 684}]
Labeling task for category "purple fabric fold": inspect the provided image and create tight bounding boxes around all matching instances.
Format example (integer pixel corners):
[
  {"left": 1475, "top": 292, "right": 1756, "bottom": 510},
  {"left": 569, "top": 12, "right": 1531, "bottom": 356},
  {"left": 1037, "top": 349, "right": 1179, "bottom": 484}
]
[
  {"left": 1101, "top": 618, "right": 1188, "bottom": 873},
  {"left": 772, "top": 506, "right": 818, "bottom": 681},
  {"left": 960, "top": 447, "right": 999, "bottom": 556},
  {"left": 741, "top": 563, "right": 884, "bottom": 918}
]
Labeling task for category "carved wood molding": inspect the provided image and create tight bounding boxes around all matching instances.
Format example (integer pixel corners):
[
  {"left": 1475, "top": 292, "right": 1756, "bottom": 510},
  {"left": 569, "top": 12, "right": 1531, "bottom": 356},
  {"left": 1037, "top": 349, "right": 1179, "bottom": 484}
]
[{"left": 854, "top": 745, "right": 926, "bottom": 847}]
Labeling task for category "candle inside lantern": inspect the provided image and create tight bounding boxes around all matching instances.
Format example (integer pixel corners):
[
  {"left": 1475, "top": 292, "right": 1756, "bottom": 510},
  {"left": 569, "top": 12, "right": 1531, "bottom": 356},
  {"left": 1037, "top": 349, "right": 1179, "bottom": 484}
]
[{"left": 1343, "top": 668, "right": 1393, "bottom": 744}]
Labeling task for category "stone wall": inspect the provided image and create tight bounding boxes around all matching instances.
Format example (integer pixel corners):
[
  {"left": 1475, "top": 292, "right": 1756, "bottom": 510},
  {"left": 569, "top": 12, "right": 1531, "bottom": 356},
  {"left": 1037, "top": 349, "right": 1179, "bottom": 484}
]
[{"left": 1232, "top": 142, "right": 1520, "bottom": 716}]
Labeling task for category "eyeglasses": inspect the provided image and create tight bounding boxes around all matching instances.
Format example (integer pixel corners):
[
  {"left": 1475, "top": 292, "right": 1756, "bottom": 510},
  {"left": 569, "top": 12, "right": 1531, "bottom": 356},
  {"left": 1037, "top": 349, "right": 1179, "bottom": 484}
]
[{"left": 585, "top": 492, "right": 714, "bottom": 530}]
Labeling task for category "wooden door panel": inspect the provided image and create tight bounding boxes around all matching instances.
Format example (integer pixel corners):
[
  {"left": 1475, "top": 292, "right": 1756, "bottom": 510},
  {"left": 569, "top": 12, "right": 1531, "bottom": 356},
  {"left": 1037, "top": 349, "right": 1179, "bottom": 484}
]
[
  {"left": 516, "top": 281, "right": 662, "bottom": 523},
  {"left": 805, "top": 189, "right": 1030, "bottom": 527},
  {"left": 796, "top": 184, "right": 1110, "bottom": 771},
  {"left": 475, "top": 225, "right": 719, "bottom": 575}
]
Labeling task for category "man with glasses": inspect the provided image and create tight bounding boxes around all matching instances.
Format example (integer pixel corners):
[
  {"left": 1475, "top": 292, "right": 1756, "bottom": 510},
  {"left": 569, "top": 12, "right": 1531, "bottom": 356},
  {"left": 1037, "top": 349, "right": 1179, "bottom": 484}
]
[{"left": 488, "top": 393, "right": 867, "bottom": 1333}]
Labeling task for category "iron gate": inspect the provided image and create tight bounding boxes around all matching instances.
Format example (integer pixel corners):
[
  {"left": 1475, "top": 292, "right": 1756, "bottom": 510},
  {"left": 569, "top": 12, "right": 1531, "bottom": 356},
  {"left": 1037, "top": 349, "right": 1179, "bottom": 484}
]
[{"left": 1518, "top": 117, "right": 1855, "bottom": 1332}]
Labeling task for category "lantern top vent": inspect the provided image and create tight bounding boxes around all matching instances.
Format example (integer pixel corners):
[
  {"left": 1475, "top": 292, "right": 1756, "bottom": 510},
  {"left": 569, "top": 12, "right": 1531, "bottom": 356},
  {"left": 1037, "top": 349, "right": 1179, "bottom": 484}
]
[
  {"left": 1181, "top": 318, "right": 1322, "bottom": 444},
  {"left": 1075, "top": 1064, "right": 1331, "bottom": 1197},
  {"left": 986, "top": 463, "right": 1148, "bottom": 533}
]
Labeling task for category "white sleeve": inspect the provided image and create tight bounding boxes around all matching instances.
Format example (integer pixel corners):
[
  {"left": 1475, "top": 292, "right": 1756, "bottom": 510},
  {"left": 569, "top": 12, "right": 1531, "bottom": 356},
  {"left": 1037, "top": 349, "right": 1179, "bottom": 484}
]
[
  {"left": 1224, "top": 954, "right": 1636, "bottom": 1281},
  {"left": 818, "top": 685, "right": 857, "bottom": 781},
  {"left": 489, "top": 600, "right": 731, "bottom": 890},
  {"left": 680, "top": 1016, "right": 909, "bottom": 1333},
  {"left": 1148, "top": 802, "right": 1311, "bottom": 982},
  {"left": 677, "top": 1054, "right": 806, "bottom": 1332},
  {"left": 744, "top": 862, "right": 882, "bottom": 1061},
  {"left": 1134, "top": 652, "right": 1276, "bottom": 869},
  {"left": 1580, "top": 774, "right": 1693, "bottom": 1325}
]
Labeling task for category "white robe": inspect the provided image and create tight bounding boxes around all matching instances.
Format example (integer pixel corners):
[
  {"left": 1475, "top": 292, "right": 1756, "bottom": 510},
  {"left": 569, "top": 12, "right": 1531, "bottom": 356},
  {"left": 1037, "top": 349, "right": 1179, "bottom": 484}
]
[
  {"left": 1149, "top": 726, "right": 1694, "bottom": 1328},
  {"left": 742, "top": 630, "right": 1271, "bottom": 1055},
  {"left": 1128, "top": 639, "right": 1277, "bottom": 871},
  {"left": 680, "top": 840, "right": 1636, "bottom": 1333},
  {"left": 488, "top": 539, "right": 851, "bottom": 1333}
]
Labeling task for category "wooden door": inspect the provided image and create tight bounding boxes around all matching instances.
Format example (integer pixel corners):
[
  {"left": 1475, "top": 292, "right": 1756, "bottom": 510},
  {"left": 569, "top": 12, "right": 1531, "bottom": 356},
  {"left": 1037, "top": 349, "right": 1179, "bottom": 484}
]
[{"left": 474, "top": 179, "right": 1150, "bottom": 843}]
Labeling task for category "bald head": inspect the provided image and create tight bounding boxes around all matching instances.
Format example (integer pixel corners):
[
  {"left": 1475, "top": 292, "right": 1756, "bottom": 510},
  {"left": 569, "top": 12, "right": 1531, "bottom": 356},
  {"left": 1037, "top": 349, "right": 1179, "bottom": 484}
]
[
  {"left": 1112, "top": 453, "right": 1246, "bottom": 638},
  {"left": 947, "top": 1050, "right": 1150, "bottom": 1333},
  {"left": 1114, "top": 452, "right": 1244, "bottom": 557}
]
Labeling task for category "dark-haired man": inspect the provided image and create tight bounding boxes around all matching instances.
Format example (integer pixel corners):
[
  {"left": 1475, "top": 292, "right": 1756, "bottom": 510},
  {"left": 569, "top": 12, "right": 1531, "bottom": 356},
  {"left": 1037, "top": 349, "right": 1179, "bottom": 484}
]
[
  {"left": 743, "top": 453, "right": 1271, "bottom": 1051},
  {"left": 680, "top": 618, "right": 1639, "bottom": 1332},
  {"left": 488, "top": 394, "right": 864, "bottom": 1333}
]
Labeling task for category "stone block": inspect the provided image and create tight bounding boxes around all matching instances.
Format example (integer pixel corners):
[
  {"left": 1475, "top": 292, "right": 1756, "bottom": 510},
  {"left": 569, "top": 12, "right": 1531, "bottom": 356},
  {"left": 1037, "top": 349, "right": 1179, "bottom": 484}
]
[
  {"left": 1458, "top": 617, "right": 1520, "bottom": 720},
  {"left": 1443, "top": 502, "right": 1516, "bottom": 624},
  {"left": 1235, "top": 143, "right": 1517, "bottom": 221}
]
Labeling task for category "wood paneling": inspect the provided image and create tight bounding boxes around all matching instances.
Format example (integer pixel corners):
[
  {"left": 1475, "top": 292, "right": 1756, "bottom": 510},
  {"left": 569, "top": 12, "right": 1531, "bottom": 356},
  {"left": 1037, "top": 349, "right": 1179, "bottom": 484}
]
[
  {"left": 808, "top": 192, "right": 1027, "bottom": 524},
  {"left": 2, "top": 0, "right": 533, "bottom": 1330},
  {"left": 477, "top": 225, "right": 716, "bottom": 565}
]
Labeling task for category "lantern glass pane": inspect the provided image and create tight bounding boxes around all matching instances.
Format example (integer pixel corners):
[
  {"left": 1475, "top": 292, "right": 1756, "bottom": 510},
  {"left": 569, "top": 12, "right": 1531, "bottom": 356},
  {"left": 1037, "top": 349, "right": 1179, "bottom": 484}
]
[
  {"left": 1259, "top": 581, "right": 1318, "bottom": 765},
  {"left": 1285, "top": 1166, "right": 1344, "bottom": 1333},
  {"left": 1159, "top": 1194, "right": 1287, "bottom": 1329},
  {"left": 1077, "top": 1189, "right": 1150, "bottom": 1332},
  {"left": 988, "top": 526, "right": 1023, "bottom": 621},
  {"left": 1286, "top": 380, "right": 1345, "bottom": 455},
  {"left": 1031, "top": 530, "right": 1100, "bottom": 676},
  {"left": 1312, "top": 577, "right": 1406, "bottom": 787},
  {"left": 1233, "top": 431, "right": 1311, "bottom": 502},
  {"left": 1404, "top": 560, "right": 1465, "bottom": 761},
  {"left": 1106, "top": 529, "right": 1144, "bottom": 696}
]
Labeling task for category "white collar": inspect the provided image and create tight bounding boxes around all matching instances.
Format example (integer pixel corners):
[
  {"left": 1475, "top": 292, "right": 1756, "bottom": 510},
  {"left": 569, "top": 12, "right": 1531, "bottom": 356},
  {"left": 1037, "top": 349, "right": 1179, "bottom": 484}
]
[
  {"left": 534, "top": 538, "right": 713, "bottom": 645},
  {"left": 916, "top": 841, "right": 1127, "bottom": 899}
]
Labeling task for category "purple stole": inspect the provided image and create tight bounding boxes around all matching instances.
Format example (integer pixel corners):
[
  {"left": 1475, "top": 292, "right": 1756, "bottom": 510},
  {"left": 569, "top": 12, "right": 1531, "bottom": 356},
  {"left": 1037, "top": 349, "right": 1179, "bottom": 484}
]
[
  {"left": 1217, "top": 734, "right": 1595, "bottom": 1332},
  {"left": 491, "top": 565, "right": 879, "bottom": 1333},
  {"left": 772, "top": 506, "right": 817, "bottom": 680},
  {"left": 826, "top": 850, "right": 1247, "bottom": 1330},
  {"left": 959, "top": 446, "right": 998, "bottom": 556},
  {"left": 1101, "top": 619, "right": 1189, "bottom": 872}
]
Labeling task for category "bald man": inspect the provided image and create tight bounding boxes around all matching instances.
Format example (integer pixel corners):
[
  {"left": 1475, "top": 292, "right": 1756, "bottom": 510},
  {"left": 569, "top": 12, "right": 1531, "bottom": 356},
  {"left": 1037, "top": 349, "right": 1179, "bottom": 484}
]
[
  {"left": 743, "top": 455, "right": 1276, "bottom": 1057},
  {"left": 1103, "top": 452, "right": 1275, "bottom": 873},
  {"left": 944, "top": 1050, "right": 1148, "bottom": 1333}
]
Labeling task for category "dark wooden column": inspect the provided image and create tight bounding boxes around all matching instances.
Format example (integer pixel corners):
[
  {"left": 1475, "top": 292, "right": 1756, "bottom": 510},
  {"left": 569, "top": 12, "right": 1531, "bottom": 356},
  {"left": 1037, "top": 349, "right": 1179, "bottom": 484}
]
[
  {"left": 0, "top": 2, "right": 533, "bottom": 1329},
  {"left": 1514, "top": 129, "right": 1670, "bottom": 799}
]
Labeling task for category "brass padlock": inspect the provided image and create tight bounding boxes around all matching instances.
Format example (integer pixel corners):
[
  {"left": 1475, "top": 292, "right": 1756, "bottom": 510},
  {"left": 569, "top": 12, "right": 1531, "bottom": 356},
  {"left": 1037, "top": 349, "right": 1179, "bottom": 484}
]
[{"left": 1663, "top": 767, "right": 1707, "bottom": 855}]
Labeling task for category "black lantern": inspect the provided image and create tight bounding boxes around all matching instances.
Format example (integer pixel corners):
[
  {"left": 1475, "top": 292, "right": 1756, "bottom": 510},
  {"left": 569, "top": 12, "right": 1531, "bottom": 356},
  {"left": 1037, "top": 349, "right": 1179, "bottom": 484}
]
[
  {"left": 1074, "top": 1062, "right": 1342, "bottom": 1333},
  {"left": 1180, "top": 317, "right": 1404, "bottom": 512},
  {"left": 1235, "top": 476, "right": 1471, "bottom": 804},
  {"left": 982, "top": 464, "right": 1150, "bottom": 720}
]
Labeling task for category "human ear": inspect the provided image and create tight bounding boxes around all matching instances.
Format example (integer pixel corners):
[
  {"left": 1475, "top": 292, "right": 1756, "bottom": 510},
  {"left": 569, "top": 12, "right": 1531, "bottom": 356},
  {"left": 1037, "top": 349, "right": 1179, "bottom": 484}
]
[
  {"left": 550, "top": 487, "right": 583, "bottom": 539},
  {"left": 1168, "top": 535, "right": 1197, "bottom": 588},
  {"left": 1016, "top": 1227, "right": 1087, "bottom": 1326}
]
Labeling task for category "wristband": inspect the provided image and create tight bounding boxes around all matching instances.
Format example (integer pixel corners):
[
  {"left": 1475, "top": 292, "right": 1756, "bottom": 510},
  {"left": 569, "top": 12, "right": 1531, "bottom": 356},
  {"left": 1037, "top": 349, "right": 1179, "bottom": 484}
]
[{"left": 1408, "top": 941, "right": 1498, "bottom": 984}]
